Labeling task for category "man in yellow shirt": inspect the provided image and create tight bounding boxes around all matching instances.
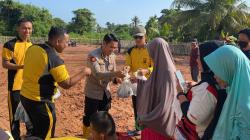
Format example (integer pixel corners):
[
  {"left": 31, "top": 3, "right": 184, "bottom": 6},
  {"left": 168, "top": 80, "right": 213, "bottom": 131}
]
[
  {"left": 20, "top": 27, "right": 91, "bottom": 139},
  {"left": 125, "top": 26, "right": 153, "bottom": 131},
  {"left": 2, "top": 18, "right": 33, "bottom": 140}
]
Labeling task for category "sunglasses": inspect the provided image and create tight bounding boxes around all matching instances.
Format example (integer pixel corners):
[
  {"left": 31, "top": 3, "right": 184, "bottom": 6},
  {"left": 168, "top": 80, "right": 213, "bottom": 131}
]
[{"left": 134, "top": 36, "right": 143, "bottom": 40}]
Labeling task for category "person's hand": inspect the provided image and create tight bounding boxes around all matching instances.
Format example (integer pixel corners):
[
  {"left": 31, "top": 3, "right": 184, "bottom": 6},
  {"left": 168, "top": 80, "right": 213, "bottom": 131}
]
[
  {"left": 115, "top": 71, "right": 125, "bottom": 78},
  {"left": 137, "top": 68, "right": 149, "bottom": 76},
  {"left": 130, "top": 75, "right": 137, "bottom": 83},
  {"left": 176, "top": 79, "right": 184, "bottom": 93},
  {"left": 123, "top": 66, "right": 131, "bottom": 73},
  {"left": 116, "top": 78, "right": 123, "bottom": 84},
  {"left": 83, "top": 67, "right": 91, "bottom": 76},
  {"left": 18, "top": 65, "right": 24, "bottom": 69},
  {"left": 186, "top": 81, "right": 197, "bottom": 89}
]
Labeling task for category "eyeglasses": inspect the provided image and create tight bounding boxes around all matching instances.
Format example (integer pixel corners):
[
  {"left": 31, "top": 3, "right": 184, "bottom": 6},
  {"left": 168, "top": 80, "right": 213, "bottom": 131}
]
[{"left": 134, "top": 36, "right": 143, "bottom": 40}]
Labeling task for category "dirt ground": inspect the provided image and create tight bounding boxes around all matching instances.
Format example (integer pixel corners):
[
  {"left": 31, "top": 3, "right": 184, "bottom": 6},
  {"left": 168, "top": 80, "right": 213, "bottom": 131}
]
[{"left": 0, "top": 45, "right": 191, "bottom": 138}]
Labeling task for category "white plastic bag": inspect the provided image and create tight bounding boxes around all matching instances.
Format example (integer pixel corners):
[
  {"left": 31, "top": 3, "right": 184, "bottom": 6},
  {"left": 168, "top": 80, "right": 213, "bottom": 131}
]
[
  {"left": 15, "top": 103, "right": 31, "bottom": 124},
  {"left": 117, "top": 79, "right": 134, "bottom": 98},
  {"left": 53, "top": 88, "right": 61, "bottom": 99},
  {"left": 131, "top": 83, "right": 137, "bottom": 96}
]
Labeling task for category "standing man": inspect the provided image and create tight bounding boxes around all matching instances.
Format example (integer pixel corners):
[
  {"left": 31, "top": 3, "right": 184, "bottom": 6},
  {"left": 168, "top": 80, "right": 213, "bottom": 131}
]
[
  {"left": 238, "top": 28, "right": 250, "bottom": 59},
  {"left": 2, "top": 18, "right": 33, "bottom": 140},
  {"left": 125, "top": 25, "right": 153, "bottom": 132},
  {"left": 189, "top": 39, "right": 199, "bottom": 82},
  {"left": 83, "top": 33, "right": 125, "bottom": 138},
  {"left": 20, "top": 27, "right": 91, "bottom": 139}
]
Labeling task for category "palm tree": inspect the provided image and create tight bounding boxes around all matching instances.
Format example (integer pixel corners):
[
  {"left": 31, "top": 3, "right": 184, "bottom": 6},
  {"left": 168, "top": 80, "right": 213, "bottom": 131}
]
[
  {"left": 131, "top": 16, "right": 140, "bottom": 27},
  {"left": 172, "top": 0, "right": 249, "bottom": 40}
]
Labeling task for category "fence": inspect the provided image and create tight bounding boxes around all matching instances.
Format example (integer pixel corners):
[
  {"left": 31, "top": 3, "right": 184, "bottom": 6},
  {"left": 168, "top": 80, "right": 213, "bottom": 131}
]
[{"left": 0, "top": 36, "right": 191, "bottom": 56}]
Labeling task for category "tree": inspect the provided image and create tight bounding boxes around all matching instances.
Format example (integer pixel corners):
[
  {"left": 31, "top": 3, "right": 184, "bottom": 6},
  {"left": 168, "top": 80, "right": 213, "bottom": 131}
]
[
  {"left": 131, "top": 16, "right": 140, "bottom": 27},
  {"left": 0, "top": 0, "right": 53, "bottom": 37},
  {"left": 114, "top": 24, "right": 132, "bottom": 39},
  {"left": 172, "top": 0, "right": 250, "bottom": 41},
  {"left": 68, "top": 8, "right": 96, "bottom": 35},
  {"left": 145, "top": 15, "right": 160, "bottom": 39},
  {"left": 52, "top": 18, "right": 67, "bottom": 28},
  {"left": 106, "top": 22, "right": 116, "bottom": 32},
  {"left": 0, "top": 0, "right": 23, "bottom": 35}
]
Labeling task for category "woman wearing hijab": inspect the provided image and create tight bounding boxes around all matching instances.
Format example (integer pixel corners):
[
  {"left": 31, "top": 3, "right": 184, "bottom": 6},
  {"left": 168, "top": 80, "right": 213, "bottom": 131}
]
[
  {"left": 175, "top": 41, "right": 227, "bottom": 140},
  {"left": 136, "top": 38, "right": 177, "bottom": 140},
  {"left": 204, "top": 45, "right": 250, "bottom": 140}
]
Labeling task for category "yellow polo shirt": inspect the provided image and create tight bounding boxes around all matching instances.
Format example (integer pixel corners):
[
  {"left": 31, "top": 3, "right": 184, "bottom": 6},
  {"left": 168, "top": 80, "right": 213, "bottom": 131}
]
[
  {"left": 125, "top": 46, "right": 153, "bottom": 77},
  {"left": 2, "top": 37, "right": 32, "bottom": 91},
  {"left": 21, "top": 44, "right": 69, "bottom": 102}
]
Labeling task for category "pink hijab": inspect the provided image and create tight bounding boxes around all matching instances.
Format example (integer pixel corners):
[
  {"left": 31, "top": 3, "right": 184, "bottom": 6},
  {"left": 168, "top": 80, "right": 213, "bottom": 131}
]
[{"left": 137, "top": 38, "right": 177, "bottom": 137}]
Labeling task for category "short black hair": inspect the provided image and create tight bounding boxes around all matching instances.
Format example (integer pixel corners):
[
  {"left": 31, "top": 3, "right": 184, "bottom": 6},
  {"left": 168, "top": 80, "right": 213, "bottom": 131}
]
[
  {"left": 192, "top": 38, "right": 198, "bottom": 43},
  {"left": 103, "top": 33, "right": 118, "bottom": 44},
  {"left": 17, "top": 18, "right": 32, "bottom": 26},
  {"left": 90, "top": 111, "right": 116, "bottom": 136},
  {"left": 238, "top": 28, "right": 250, "bottom": 39},
  {"left": 48, "top": 26, "right": 67, "bottom": 40}
]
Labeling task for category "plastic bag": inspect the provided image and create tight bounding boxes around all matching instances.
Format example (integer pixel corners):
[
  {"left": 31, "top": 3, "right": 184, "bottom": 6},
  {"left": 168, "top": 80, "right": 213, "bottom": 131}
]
[
  {"left": 53, "top": 88, "right": 61, "bottom": 99},
  {"left": 14, "top": 102, "right": 31, "bottom": 124},
  {"left": 117, "top": 79, "right": 134, "bottom": 98}
]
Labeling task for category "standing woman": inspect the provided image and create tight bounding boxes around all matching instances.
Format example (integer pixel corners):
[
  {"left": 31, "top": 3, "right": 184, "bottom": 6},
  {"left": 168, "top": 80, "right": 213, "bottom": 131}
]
[
  {"left": 204, "top": 45, "right": 250, "bottom": 140},
  {"left": 136, "top": 38, "right": 177, "bottom": 140}
]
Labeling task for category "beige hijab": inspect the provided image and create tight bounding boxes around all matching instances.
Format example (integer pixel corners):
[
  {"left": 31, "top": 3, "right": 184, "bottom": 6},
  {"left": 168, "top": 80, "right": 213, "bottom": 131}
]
[{"left": 137, "top": 38, "right": 177, "bottom": 137}]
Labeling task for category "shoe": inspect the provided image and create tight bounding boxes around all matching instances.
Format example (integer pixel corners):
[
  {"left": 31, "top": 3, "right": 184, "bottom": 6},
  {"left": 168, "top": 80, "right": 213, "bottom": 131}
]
[{"left": 83, "top": 125, "right": 90, "bottom": 138}]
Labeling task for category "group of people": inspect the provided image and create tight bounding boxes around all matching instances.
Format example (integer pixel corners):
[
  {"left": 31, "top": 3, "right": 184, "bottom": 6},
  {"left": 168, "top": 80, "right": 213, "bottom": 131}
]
[{"left": 1, "top": 17, "right": 250, "bottom": 140}]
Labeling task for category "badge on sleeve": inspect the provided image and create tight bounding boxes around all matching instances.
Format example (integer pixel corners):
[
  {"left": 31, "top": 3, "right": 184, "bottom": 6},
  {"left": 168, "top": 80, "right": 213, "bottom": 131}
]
[{"left": 88, "top": 56, "right": 96, "bottom": 62}]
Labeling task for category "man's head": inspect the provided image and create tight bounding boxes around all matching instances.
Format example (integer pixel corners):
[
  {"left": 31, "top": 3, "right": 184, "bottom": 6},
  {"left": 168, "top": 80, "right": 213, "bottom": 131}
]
[
  {"left": 191, "top": 38, "right": 198, "bottom": 49},
  {"left": 48, "top": 26, "right": 69, "bottom": 53},
  {"left": 238, "top": 28, "right": 250, "bottom": 50},
  {"left": 90, "top": 111, "right": 117, "bottom": 140},
  {"left": 133, "top": 25, "right": 146, "bottom": 47},
  {"left": 102, "top": 33, "right": 118, "bottom": 56},
  {"left": 16, "top": 18, "right": 33, "bottom": 41}
]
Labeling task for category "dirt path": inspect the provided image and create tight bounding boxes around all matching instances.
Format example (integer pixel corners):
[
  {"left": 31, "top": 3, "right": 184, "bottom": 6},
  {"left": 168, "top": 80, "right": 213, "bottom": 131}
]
[{"left": 0, "top": 45, "right": 191, "bottom": 137}]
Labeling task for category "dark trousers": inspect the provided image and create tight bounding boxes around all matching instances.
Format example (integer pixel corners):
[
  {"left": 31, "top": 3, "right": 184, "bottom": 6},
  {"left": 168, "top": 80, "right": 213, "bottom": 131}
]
[
  {"left": 191, "top": 66, "right": 199, "bottom": 82},
  {"left": 83, "top": 93, "right": 111, "bottom": 127},
  {"left": 132, "top": 95, "right": 141, "bottom": 131},
  {"left": 8, "top": 91, "right": 32, "bottom": 140},
  {"left": 20, "top": 96, "right": 56, "bottom": 139},
  {"left": 132, "top": 95, "right": 137, "bottom": 122}
]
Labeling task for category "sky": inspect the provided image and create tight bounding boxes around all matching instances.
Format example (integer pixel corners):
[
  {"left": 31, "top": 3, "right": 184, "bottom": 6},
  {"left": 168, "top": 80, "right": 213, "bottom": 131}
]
[{"left": 17, "top": 0, "right": 174, "bottom": 27}]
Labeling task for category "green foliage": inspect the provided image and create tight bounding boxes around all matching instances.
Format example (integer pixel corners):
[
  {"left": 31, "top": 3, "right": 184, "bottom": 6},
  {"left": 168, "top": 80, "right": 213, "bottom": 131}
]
[
  {"left": 170, "top": 0, "right": 250, "bottom": 41},
  {"left": 0, "top": 0, "right": 53, "bottom": 37},
  {"left": 2, "top": 0, "right": 249, "bottom": 42},
  {"left": 68, "top": 8, "right": 96, "bottom": 35},
  {"left": 53, "top": 18, "right": 67, "bottom": 28},
  {"left": 145, "top": 15, "right": 160, "bottom": 40},
  {"left": 131, "top": 16, "right": 140, "bottom": 27},
  {"left": 105, "top": 22, "right": 133, "bottom": 40}
]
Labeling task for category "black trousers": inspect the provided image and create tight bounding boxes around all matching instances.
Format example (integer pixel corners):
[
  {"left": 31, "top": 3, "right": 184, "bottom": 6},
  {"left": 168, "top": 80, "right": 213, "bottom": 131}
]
[
  {"left": 191, "top": 66, "right": 199, "bottom": 82},
  {"left": 132, "top": 95, "right": 137, "bottom": 121},
  {"left": 8, "top": 91, "right": 32, "bottom": 140},
  {"left": 83, "top": 93, "right": 111, "bottom": 127},
  {"left": 20, "top": 96, "right": 56, "bottom": 139},
  {"left": 132, "top": 95, "right": 141, "bottom": 130}
]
